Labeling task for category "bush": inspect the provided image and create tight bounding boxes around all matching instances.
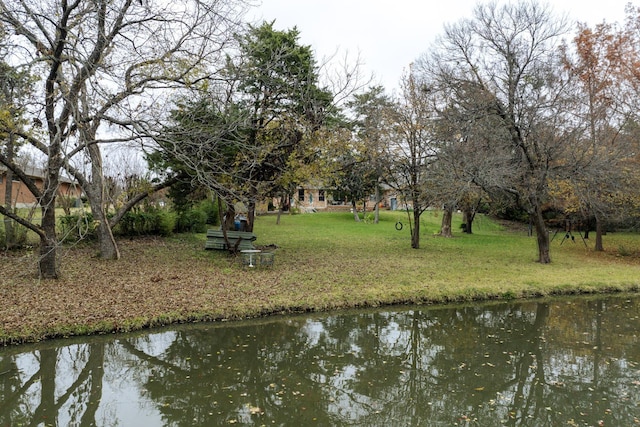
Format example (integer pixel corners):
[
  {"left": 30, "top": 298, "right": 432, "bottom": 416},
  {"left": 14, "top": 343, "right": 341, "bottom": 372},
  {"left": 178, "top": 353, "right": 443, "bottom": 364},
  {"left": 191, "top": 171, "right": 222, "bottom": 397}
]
[
  {"left": 174, "top": 208, "right": 208, "bottom": 233},
  {"left": 156, "top": 210, "right": 176, "bottom": 236},
  {"left": 198, "top": 198, "right": 219, "bottom": 226},
  {"left": 490, "top": 204, "right": 529, "bottom": 223},
  {"left": 171, "top": 198, "right": 221, "bottom": 233},
  {"left": 59, "top": 208, "right": 177, "bottom": 239},
  {"left": 116, "top": 211, "right": 159, "bottom": 236},
  {"left": 14, "top": 224, "right": 29, "bottom": 247},
  {"left": 59, "top": 212, "right": 97, "bottom": 241},
  {"left": 112, "top": 208, "right": 177, "bottom": 237}
]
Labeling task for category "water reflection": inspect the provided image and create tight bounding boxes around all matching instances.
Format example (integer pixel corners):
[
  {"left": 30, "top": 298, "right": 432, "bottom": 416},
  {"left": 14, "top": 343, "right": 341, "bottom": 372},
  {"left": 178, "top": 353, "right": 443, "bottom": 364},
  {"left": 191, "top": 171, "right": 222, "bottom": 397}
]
[{"left": 1, "top": 295, "right": 639, "bottom": 426}]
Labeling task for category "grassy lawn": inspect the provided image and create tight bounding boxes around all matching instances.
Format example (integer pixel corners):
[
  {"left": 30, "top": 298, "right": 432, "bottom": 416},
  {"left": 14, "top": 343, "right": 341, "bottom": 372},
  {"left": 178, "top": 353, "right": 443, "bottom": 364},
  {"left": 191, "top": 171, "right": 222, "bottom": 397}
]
[
  {"left": 254, "top": 211, "right": 640, "bottom": 300},
  {"left": 1, "top": 210, "right": 639, "bottom": 345}
]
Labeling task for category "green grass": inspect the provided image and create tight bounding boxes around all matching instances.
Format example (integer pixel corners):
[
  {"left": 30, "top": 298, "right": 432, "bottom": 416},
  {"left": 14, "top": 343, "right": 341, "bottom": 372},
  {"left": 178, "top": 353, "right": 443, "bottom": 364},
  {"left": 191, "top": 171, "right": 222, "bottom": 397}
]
[
  {"left": 1, "top": 210, "right": 639, "bottom": 345},
  {"left": 249, "top": 210, "right": 640, "bottom": 303}
]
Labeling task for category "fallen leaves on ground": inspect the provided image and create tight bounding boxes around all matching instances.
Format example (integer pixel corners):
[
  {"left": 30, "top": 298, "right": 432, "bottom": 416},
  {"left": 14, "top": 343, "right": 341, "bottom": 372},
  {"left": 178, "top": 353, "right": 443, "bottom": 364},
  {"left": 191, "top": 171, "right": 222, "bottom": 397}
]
[{"left": 0, "top": 237, "right": 284, "bottom": 344}]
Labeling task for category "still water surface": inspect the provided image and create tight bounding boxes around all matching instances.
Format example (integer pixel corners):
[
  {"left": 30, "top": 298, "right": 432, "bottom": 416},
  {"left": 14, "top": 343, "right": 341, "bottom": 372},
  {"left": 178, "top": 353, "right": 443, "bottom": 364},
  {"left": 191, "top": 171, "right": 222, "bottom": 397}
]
[{"left": 1, "top": 295, "right": 639, "bottom": 426}]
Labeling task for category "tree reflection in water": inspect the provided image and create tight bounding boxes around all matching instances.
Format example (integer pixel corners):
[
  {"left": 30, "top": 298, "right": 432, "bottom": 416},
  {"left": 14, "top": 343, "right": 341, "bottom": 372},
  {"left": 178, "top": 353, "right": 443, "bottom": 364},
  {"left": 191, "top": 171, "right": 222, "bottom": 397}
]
[{"left": 1, "top": 295, "right": 639, "bottom": 426}]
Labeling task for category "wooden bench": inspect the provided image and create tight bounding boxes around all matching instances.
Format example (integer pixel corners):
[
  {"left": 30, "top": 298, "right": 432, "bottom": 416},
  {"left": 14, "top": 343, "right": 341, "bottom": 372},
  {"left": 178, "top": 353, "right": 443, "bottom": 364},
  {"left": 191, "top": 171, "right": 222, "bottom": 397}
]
[{"left": 205, "top": 229, "right": 257, "bottom": 251}]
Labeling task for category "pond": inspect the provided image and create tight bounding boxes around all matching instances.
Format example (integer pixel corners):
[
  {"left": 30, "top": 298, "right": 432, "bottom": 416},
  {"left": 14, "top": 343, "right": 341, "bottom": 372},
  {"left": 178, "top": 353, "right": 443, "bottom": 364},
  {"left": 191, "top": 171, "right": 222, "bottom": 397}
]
[{"left": 1, "top": 295, "right": 639, "bottom": 426}]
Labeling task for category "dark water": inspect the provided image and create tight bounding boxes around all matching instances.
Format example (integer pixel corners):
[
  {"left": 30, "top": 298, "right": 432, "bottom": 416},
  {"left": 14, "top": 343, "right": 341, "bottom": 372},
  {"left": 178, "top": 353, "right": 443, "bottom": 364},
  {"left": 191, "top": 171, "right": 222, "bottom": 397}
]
[{"left": 1, "top": 295, "right": 639, "bottom": 426}]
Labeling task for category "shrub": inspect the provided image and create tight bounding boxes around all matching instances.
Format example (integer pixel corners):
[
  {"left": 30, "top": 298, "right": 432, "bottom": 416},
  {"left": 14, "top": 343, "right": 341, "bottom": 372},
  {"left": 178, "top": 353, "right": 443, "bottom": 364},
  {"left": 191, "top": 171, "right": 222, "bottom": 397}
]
[
  {"left": 116, "top": 211, "right": 156, "bottom": 236},
  {"left": 198, "top": 198, "right": 219, "bottom": 226},
  {"left": 156, "top": 210, "right": 176, "bottom": 236},
  {"left": 165, "top": 195, "right": 218, "bottom": 233},
  {"left": 113, "top": 208, "right": 178, "bottom": 237},
  {"left": 617, "top": 245, "right": 632, "bottom": 257},
  {"left": 59, "top": 212, "right": 97, "bottom": 241},
  {"left": 174, "top": 208, "right": 208, "bottom": 233}
]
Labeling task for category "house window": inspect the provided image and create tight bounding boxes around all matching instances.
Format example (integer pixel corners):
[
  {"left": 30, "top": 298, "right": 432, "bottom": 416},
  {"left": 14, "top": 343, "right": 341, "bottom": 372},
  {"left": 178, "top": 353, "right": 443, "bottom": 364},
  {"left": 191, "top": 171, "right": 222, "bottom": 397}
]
[
  {"left": 318, "top": 190, "right": 325, "bottom": 202},
  {"left": 298, "top": 188, "right": 304, "bottom": 202}
]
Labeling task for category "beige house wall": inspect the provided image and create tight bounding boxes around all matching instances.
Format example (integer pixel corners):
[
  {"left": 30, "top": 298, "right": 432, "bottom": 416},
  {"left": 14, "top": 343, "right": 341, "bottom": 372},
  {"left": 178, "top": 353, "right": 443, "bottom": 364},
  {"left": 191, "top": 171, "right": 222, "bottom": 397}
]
[
  {"left": 293, "top": 186, "right": 401, "bottom": 212},
  {"left": 263, "top": 185, "right": 405, "bottom": 213}
]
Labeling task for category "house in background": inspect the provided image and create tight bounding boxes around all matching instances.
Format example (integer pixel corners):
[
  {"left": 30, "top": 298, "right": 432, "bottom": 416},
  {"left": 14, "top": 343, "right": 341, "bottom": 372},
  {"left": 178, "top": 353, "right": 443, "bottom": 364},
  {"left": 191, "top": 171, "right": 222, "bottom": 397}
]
[
  {"left": 294, "top": 183, "right": 329, "bottom": 211},
  {"left": 0, "top": 164, "right": 83, "bottom": 209},
  {"left": 291, "top": 183, "right": 401, "bottom": 212}
]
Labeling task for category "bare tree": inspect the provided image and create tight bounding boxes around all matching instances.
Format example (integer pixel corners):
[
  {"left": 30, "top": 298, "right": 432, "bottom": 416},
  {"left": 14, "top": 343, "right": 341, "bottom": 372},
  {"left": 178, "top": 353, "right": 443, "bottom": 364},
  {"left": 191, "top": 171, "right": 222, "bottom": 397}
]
[
  {"left": 384, "top": 70, "right": 438, "bottom": 249},
  {"left": 416, "top": 1, "right": 572, "bottom": 263},
  {"left": 0, "top": 0, "right": 247, "bottom": 277}
]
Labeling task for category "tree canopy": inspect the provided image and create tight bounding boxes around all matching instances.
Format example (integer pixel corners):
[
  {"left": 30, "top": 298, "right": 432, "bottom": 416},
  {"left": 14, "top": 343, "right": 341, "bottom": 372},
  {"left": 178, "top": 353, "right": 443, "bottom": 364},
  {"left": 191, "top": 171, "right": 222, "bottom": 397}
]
[{"left": 153, "top": 21, "right": 336, "bottom": 232}]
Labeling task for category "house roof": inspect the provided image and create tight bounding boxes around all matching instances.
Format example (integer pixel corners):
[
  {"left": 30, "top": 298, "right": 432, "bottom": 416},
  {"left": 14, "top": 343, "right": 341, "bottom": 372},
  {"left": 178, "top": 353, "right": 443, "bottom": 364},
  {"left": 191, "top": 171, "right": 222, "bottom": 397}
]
[{"left": 0, "top": 164, "right": 77, "bottom": 184}]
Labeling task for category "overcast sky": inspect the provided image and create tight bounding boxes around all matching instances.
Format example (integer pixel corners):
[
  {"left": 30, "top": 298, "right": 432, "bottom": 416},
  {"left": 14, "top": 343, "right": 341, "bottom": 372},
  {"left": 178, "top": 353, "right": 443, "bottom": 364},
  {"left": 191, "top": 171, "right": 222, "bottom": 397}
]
[{"left": 248, "top": 0, "right": 633, "bottom": 93}]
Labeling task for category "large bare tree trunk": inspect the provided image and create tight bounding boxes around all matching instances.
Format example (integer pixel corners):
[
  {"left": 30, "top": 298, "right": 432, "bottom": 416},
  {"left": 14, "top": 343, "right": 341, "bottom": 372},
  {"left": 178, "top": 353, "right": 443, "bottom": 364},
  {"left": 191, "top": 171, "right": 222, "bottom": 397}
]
[
  {"left": 276, "top": 193, "right": 286, "bottom": 225},
  {"left": 351, "top": 200, "right": 361, "bottom": 222},
  {"left": 531, "top": 205, "right": 551, "bottom": 264},
  {"left": 463, "top": 207, "right": 475, "bottom": 234},
  {"left": 94, "top": 205, "right": 120, "bottom": 260},
  {"left": 38, "top": 151, "right": 62, "bottom": 278},
  {"left": 411, "top": 207, "right": 421, "bottom": 249},
  {"left": 247, "top": 199, "right": 256, "bottom": 232},
  {"left": 39, "top": 195, "right": 59, "bottom": 279},
  {"left": 594, "top": 216, "right": 604, "bottom": 252},
  {"left": 3, "top": 176, "right": 13, "bottom": 249},
  {"left": 583, "top": 220, "right": 590, "bottom": 239},
  {"left": 245, "top": 186, "right": 258, "bottom": 232},
  {"left": 439, "top": 205, "right": 454, "bottom": 237},
  {"left": 87, "top": 144, "right": 120, "bottom": 260}
]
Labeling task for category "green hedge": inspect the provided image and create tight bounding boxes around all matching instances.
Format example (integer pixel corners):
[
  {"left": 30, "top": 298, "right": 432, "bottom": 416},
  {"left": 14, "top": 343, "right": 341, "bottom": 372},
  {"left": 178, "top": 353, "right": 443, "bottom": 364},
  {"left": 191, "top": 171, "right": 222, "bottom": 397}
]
[
  {"left": 114, "top": 209, "right": 176, "bottom": 237},
  {"left": 59, "top": 203, "right": 217, "bottom": 240}
]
